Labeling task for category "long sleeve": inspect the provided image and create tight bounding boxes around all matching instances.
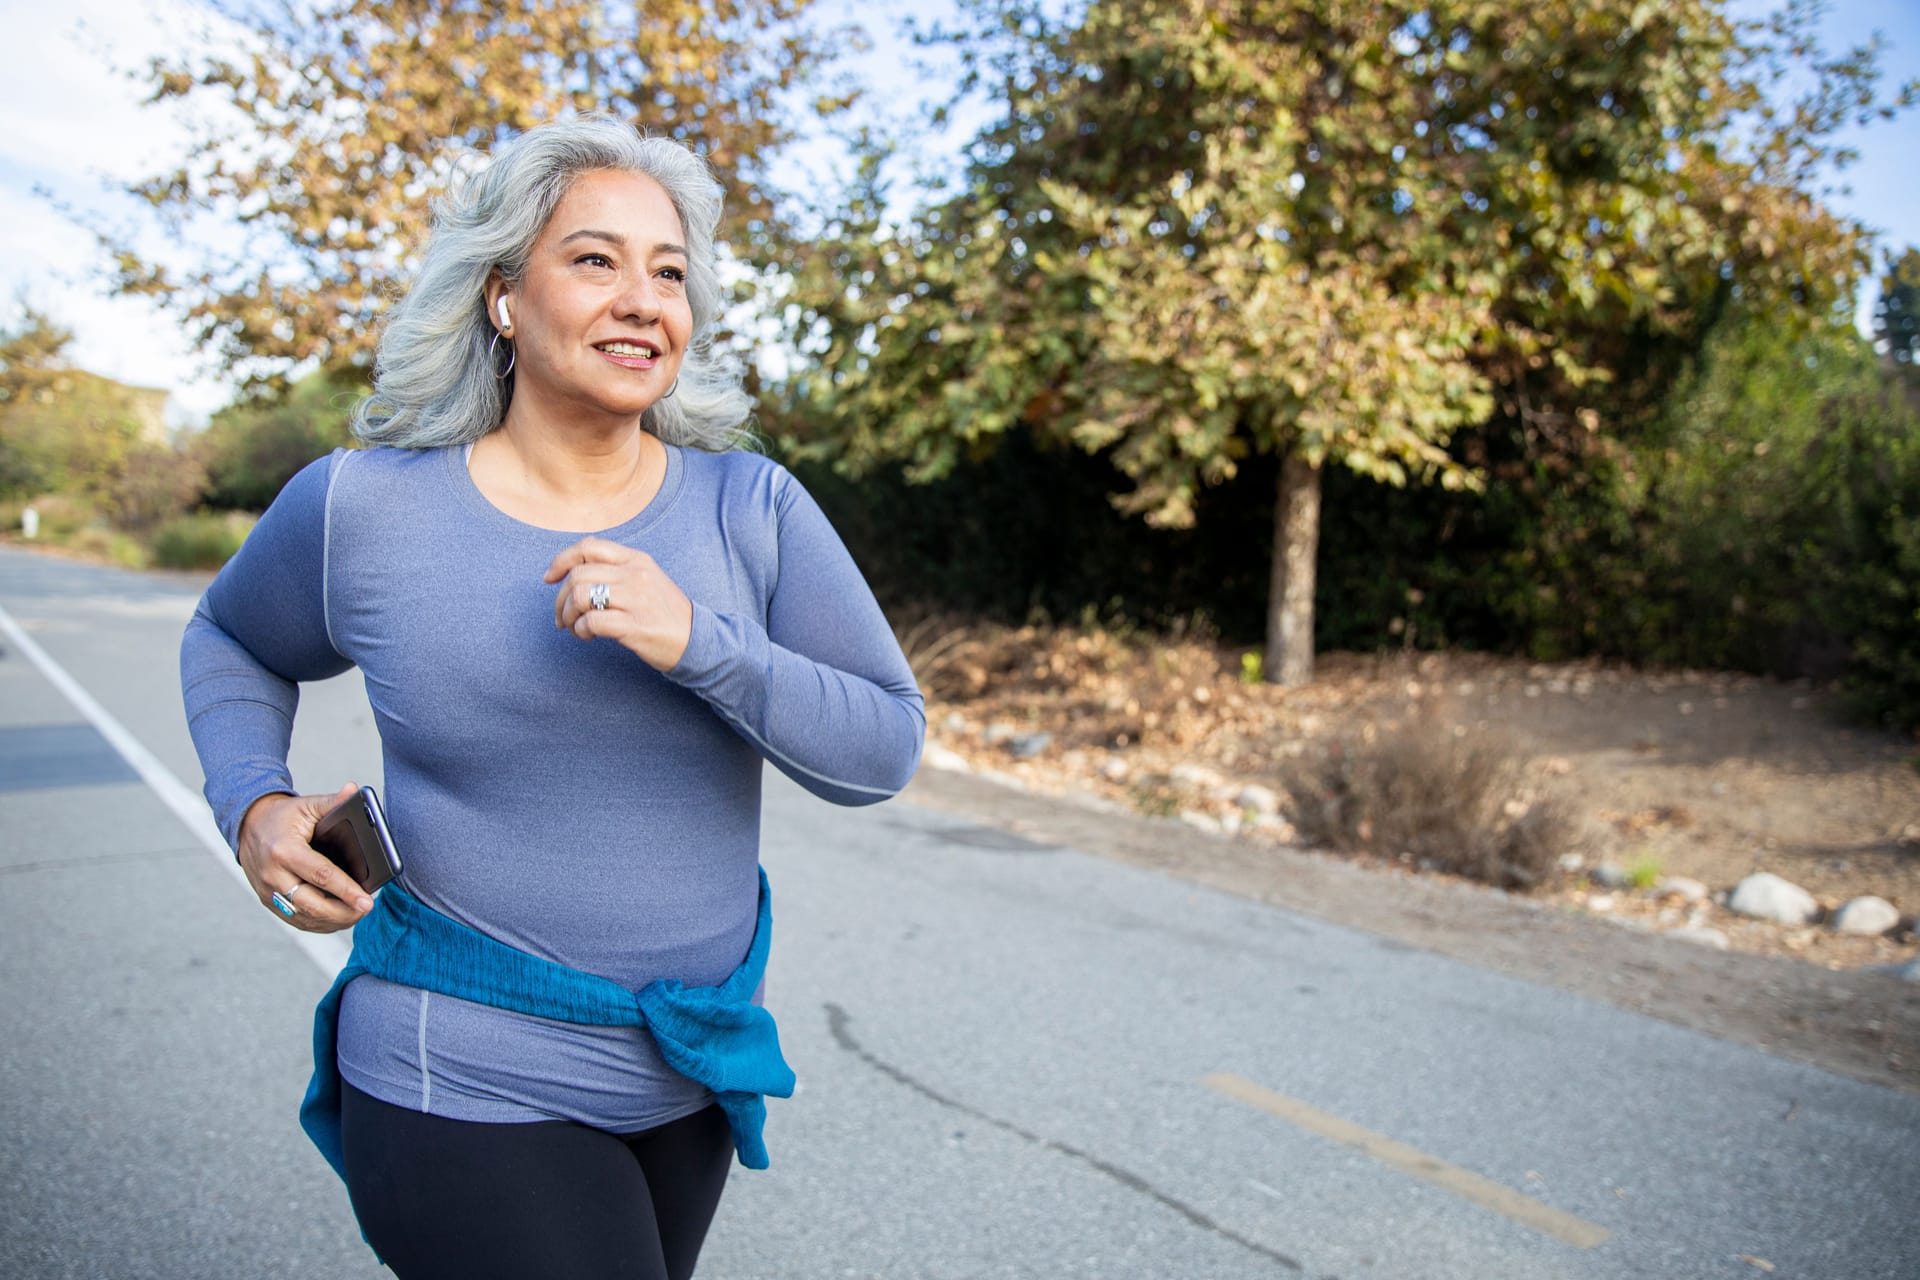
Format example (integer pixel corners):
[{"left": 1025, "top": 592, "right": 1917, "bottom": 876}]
[
  {"left": 666, "top": 469, "right": 925, "bottom": 806},
  {"left": 180, "top": 452, "right": 353, "bottom": 848}
]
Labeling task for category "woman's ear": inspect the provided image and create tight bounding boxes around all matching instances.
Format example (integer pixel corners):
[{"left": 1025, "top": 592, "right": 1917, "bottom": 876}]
[{"left": 485, "top": 275, "right": 512, "bottom": 332}]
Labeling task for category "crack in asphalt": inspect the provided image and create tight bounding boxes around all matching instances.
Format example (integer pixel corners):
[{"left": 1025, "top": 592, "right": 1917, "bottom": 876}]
[
  {"left": 0, "top": 846, "right": 200, "bottom": 876},
  {"left": 824, "top": 1002, "right": 1319, "bottom": 1276}
]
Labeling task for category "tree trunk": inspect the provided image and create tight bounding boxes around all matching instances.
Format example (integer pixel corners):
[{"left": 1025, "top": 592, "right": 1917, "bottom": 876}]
[{"left": 1264, "top": 451, "right": 1322, "bottom": 686}]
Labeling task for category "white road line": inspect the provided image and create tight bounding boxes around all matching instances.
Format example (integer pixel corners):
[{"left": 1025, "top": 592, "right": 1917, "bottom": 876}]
[
  {"left": 1204, "top": 1072, "right": 1612, "bottom": 1250},
  {"left": 0, "top": 602, "right": 349, "bottom": 975}
]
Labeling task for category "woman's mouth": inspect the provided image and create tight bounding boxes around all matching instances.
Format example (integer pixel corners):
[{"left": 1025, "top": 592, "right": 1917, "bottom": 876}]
[{"left": 594, "top": 340, "right": 664, "bottom": 369}]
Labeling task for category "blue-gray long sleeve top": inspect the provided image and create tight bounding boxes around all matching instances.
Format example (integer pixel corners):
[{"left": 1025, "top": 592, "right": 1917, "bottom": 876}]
[{"left": 181, "top": 442, "right": 924, "bottom": 1129}]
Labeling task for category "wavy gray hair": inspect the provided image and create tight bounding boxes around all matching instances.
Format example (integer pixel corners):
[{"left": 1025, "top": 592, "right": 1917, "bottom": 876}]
[{"left": 352, "top": 117, "right": 752, "bottom": 451}]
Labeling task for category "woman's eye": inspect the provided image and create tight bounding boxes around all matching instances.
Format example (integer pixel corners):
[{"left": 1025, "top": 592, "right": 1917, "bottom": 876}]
[
  {"left": 657, "top": 266, "right": 687, "bottom": 283},
  {"left": 576, "top": 253, "right": 614, "bottom": 268}
]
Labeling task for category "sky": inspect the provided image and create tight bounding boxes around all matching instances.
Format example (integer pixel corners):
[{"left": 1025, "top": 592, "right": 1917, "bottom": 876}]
[{"left": 2, "top": 0, "right": 1916, "bottom": 429}]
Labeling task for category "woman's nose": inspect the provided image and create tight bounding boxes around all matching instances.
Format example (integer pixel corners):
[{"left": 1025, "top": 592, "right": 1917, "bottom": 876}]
[{"left": 613, "top": 272, "right": 662, "bottom": 321}]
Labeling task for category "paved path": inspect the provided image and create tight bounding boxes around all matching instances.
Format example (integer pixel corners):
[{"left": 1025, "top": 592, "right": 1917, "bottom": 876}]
[{"left": 2, "top": 545, "right": 1916, "bottom": 1279}]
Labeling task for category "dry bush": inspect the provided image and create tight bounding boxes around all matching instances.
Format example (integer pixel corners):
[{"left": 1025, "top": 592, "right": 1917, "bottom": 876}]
[
  {"left": 1281, "top": 712, "right": 1582, "bottom": 891},
  {"left": 895, "top": 608, "right": 1240, "bottom": 753},
  {"left": 894, "top": 610, "right": 983, "bottom": 699}
]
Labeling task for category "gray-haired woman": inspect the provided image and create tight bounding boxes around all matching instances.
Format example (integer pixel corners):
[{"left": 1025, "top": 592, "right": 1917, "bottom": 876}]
[{"left": 181, "top": 117, "right": 924, "bottom": 1279}]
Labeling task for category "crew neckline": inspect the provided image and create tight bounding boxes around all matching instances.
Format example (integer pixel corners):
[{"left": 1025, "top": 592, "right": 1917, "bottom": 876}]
[{"left": 447, "top": 437, "right": 685, "bottom": 540}]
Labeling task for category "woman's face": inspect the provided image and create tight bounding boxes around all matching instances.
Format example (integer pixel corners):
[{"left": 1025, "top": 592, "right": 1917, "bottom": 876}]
[{"left": 499, "top": 168, "right": 694, "bottom": 426}]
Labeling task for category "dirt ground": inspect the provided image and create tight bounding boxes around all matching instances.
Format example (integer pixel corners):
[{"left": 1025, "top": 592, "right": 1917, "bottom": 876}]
[{"left": 899, "top": 619, "right": 1920, "bottom": 1093}]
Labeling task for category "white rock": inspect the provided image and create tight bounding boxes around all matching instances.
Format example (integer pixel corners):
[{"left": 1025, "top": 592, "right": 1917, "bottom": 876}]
[
  {"left": 1590, "top": 862, "right": 1632, "bottom": 890},
  {"left": 1235, "top": 784, "right": 1280, "bottom": 815},
  {"left": 1179, "top": 810, "right": 1225, "bottom": 835},
  {"left": 1252, "top": 814, "right": 1298, "bottom": 841},
  {"left": 1557, "top": 852, "right": 1585, "bottom": 873},
  {"left": 921, "top": 744, "right": 971, "bottom": 773},
  {"left": 1894, "top": 957, "right": 1920, "bottom": 984},
  {"left": 982, "top": 722, "right": 1016, "bottom": 745},
  {"left": 1830, "top": 896, "right": 1901, "bottom": 937},
  {"left": 1004, "top": 732, "right": 1053, "bottom": 759},
  {"left": 1667, "top": 926, "right": 1730, "bottom": 950},
  {"left": 1654, "top": 876, "right": 1710, "bottom": 904},
  {"left": 940, "top": 712, "right": 967, "bottom": 734},
  {"left": 1168, "top": 763, "right": 1224, "bottom": 792},
  {"left": 1727, "top": 872, "right": 1819, "bottom": 926},
  {"left": 1098, "top": 756, "right": 1130, "bottom": 783}
]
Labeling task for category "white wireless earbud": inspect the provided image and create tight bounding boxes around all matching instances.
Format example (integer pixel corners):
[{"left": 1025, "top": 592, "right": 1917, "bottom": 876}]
[{"left": 495, "top": 296, "right": 512, "bottom": 329}]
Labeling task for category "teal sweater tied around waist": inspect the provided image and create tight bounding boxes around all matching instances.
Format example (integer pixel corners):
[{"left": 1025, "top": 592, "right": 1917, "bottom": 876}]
[{"left": 301, "top": 867, "right": 795, "bottom": 1179}]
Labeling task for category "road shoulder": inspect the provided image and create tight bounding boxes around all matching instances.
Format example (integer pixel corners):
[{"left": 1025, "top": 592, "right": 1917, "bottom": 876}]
[{"left": 904, "top": 765, "right": 1920, "bottom": 1096}]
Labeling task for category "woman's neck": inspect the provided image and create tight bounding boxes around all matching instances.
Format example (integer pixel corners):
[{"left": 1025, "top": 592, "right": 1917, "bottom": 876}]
[
  {"left": 494, "top": 412, "right": 647, "bottom": 502},
  {"left": 469, "top": 411, "right": 664, "bottom": 532}
]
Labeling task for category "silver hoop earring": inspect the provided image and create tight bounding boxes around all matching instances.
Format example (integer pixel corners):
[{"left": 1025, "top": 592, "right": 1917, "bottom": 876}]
[
  {"left": 489, "top": 330, "right": 515, "bottom": 380},
  {"left": 662, "top": 377, "right": 679, "bottom": 400}
]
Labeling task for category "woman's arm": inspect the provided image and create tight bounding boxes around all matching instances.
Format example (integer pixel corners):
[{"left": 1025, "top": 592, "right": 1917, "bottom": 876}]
[
  {"left": 180, "top": 452, "right": 355, "bottom": 848},
  {"left": 666, "top": 471, "right": 925, "bottom": 806}
]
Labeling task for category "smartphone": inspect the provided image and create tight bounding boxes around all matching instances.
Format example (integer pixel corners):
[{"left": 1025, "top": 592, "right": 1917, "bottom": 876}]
[{"left": 310, "top": 785, "right": 403, "bottom": 893}]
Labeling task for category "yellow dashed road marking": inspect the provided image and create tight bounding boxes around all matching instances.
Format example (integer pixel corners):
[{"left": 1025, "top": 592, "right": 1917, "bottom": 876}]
[{"left": 1203, "top": 1072, "right": 1611, "bottom": 1250}]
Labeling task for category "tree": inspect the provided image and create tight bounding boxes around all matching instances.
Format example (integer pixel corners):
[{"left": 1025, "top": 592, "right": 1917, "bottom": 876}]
[
  {"left": 0, "top": 307, "right": 81, "bottom": 497},
  {"left": 1876, "top": 246, "right": 1920, "bottom": 366},
  {"left": 0, "top": 306, "right": 199, "bottom": 530},
  {"left": 779, "top": 0, "right": 1909, "bottom": 684},
  {"left": 1642, "top": 303, "right": 1920, "bottom": 727},
  {"left": 1, "top": 308, "right": 143, "bottom": 499},
  {"left": 93, "top": 0, "right": 845, "bottom": 385},
  {"left": 194, "top": 370, "right": 360, "bottom": 510}
]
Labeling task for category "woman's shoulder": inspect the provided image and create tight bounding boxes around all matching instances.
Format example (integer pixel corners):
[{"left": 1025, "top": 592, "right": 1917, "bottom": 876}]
[
  {"left": 330, "top": 441, "right": 456, "bottom": 473},
  {"left": 676, "top": 444, "right": 801, "bottom": 511},
  {"left": 323, "top": 442, "right": 458, "bottom": 493},
  {"left": 680, "top": 442, "right": 787, "bottom": 479},
  {"left": 312, "top": 445, "right": 468, "bottom": 535}
]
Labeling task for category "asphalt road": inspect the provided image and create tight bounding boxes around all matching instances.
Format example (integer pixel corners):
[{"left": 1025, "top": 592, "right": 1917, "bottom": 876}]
[{"left": 2, "top": 544, "right": 1916, "bottom": 1279}]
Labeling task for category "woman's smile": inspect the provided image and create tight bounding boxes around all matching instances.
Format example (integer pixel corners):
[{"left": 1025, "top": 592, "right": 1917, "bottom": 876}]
[{"left": 593, "top": 339, "right": 666, "bottom": 369}]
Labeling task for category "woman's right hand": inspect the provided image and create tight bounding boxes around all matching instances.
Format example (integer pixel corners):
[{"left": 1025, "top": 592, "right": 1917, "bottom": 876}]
[{"left": 236, "top": 784, "right": 375, "bottom": 933}]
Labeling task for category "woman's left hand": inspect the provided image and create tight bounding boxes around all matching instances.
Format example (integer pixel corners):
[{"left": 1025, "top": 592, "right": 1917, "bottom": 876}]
[{"left": 545, "top": 537, "right": 694, "bottom": 671}]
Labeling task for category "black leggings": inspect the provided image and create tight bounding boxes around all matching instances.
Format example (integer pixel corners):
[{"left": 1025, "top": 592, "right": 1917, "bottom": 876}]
[{"left": 341, "top": 1082, "right": 733, "bottom": 1280}]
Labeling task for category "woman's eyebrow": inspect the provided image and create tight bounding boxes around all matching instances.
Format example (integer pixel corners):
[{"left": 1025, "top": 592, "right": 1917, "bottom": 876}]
[{"left": 557, "top": 229, "right": 688, "bottom": 257}]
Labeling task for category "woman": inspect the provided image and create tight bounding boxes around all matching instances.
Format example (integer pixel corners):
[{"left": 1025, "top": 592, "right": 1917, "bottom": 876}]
[{"left": 181, "top": 117, "right": 925, "bottom": 1279}]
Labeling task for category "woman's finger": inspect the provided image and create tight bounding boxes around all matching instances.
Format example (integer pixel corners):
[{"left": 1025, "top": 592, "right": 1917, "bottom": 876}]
[
  {"left": 267, "top": 867, "right": 366, "bottom": 933},
  {"left": 554, "top": 567, "right": 617, "bottom": 630},
  {"left": 261, "top": 842, "right": 372, "bottom": 931},
  {"left": 543, "top": 536, "right": 629, "bottom": 583}
]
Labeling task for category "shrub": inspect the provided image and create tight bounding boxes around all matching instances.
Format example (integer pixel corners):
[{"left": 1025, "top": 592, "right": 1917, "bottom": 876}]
[
  {"left": 151, "top": 511, "right": 255, "bottom": 569},
  {"left": 1281, "top": 713, "right": 1582, "bottom": 891},
  {"left": 68, "top": 525, "right": 148, "bottom": 568},
  {"left": 1626, "top": 854, "right": 1664, "bottom": 891},
  {"left": 106, "top": 441, "right": 207, "bottom": 535},
  {"left": 194, "top": 371, "right": 359, "bottom": 511},
  {"left": 1636, "top": 310, "right": 1920, "bottom": 728}
]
